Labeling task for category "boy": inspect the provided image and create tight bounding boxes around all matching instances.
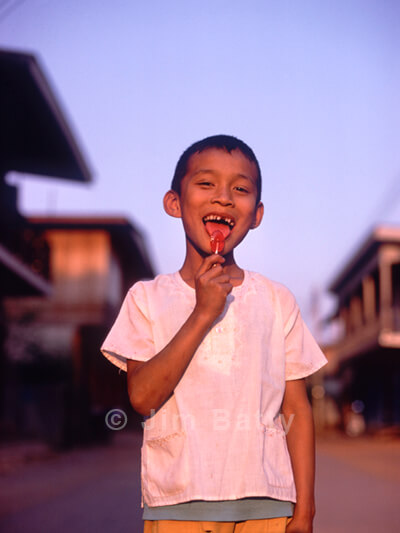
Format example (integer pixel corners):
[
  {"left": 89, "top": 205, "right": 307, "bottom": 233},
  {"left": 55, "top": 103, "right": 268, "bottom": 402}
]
[{"left": 101, "top": 135, "right": 327, "bottom": 533}]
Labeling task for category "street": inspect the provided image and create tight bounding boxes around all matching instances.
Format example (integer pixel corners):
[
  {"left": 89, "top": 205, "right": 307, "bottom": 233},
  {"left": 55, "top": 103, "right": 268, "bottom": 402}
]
[{"left": 0, "top": 431, "right": 399, "bottom": 532}]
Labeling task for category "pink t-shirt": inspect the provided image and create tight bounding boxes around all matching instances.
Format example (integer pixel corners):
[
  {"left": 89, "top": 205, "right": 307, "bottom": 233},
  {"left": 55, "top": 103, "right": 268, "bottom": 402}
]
[{"left": 101, "top": 271, "right": 327, "bottom": 506}]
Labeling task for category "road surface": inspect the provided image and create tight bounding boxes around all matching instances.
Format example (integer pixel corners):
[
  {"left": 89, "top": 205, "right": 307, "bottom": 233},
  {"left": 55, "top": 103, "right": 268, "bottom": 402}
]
[{"left": 1, "top": 431, "right": 399, "bottom": 532}]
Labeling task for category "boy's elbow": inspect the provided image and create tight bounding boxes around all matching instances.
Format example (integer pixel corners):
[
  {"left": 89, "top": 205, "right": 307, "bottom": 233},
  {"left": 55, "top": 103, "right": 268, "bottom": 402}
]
[
  {"left": 131, "top": 402, "right": 149, "bottom": 417},
  {"left": 128, "top": 387, "right": 169, "bottom": 418},
  {"left": 126, "top": 361, "right": 151, "bottom": 415},
  {"left": 126, "top": 361, "right": 164, "bottom": 416},
  {"left": 128, "top": 380, "right": 160, "bottom": 417},
  {"left": 128, "top": 391, "right": 153, "bottom": 417}
]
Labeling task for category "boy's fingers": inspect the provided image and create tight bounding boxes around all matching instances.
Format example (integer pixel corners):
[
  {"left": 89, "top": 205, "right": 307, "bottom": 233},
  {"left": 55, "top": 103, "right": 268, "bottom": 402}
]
[
  {"left": 201, "top": 264, "right": 224, "bottom": 280},
  {"left": 220, "top": 282, "right": 233, "bottom": 294},
  {"left": 211, "top": 274, "right": 231, "bottom": 284},
  {"left": 201, "top": 271, "right": 232, "bottom": 291},
  {"left": 197, "top": 254, "right": 225, "bottom": 276},
  {"left": 199, "top": 267, "right": 231, "bottom": 286}
]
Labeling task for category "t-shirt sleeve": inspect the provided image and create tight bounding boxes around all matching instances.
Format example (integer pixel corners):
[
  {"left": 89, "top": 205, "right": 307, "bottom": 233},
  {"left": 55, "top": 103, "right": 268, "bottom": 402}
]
[
  {"left": 100, "top": 282, "right": 156, "bottom": 372},
  {"left": 281, "top": 288, "right": 327, "bottom": 381}
]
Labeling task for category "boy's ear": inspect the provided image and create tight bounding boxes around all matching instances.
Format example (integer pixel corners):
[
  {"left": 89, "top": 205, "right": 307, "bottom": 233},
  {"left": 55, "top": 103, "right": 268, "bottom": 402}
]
[
  {"left": 251, "top": 202, "right": 264, "bottom": 229},
  {"left": 163, "top": 190, "right": 182, "bottom": 218}
]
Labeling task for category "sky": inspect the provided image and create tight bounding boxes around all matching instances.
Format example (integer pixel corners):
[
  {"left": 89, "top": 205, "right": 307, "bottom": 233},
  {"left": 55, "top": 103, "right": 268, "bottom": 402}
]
[{"left": 1, "top": 0, "right": 400, "bottom": 337}]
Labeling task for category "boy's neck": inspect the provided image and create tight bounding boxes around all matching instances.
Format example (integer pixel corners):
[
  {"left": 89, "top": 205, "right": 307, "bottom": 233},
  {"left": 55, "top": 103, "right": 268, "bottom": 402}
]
[{"left": 179, "top": 249, "right": 244, "bottom": 288}]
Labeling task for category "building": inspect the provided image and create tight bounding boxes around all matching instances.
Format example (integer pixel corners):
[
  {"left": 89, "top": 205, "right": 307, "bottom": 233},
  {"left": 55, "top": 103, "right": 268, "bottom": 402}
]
[
  {"left": 0, "top": 48, "right": 93, "bottom": 443},
  {"left": 0, "top": 49, "right": 155, "bottom": 446},
  {"left": 3, "top": 217, "right": 154, "bottom": 446},
  {"left": 325, "top": 226, "right": 400, "bottom": 433},
  {"left": 0, "top": 48, "right": 91, "bottom": 298}
]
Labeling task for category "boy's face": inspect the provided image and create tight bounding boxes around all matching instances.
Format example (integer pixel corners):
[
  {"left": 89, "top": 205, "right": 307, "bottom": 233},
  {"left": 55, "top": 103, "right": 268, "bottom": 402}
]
[{"left": 165, "top": 148, "right": 263, "bottom": 257}]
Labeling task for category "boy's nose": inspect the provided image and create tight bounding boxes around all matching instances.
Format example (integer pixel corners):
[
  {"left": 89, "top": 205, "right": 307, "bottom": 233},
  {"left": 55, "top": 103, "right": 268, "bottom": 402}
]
[{"left": 211, "top": 186, "right": 234, "bottom": 206}]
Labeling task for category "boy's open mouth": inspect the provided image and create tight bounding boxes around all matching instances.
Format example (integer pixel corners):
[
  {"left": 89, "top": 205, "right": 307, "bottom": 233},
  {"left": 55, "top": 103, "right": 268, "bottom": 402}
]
[{"left": 203, "top": 214, "right": 235, "bottom": 240}]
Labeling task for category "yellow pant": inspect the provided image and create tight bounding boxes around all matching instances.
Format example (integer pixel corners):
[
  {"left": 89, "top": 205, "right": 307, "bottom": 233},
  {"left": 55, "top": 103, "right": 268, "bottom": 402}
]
[{"left": 144, "top": 517, "right": 291, "bottom": 532}]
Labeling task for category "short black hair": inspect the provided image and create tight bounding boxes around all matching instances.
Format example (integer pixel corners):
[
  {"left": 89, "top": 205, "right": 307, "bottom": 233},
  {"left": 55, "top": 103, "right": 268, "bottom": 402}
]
[{"left": 171, "top": 134, "right": 262, "bottom": 204}]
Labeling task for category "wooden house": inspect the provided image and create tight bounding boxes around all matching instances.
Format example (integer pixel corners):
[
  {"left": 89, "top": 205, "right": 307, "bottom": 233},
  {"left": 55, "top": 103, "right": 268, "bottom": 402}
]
[{"left": 326, "top": 226, "right": 400, "bottom": 432}]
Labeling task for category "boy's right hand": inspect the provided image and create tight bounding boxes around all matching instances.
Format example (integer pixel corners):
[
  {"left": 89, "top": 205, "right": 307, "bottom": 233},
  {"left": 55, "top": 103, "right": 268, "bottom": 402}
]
[{"left": 193, "top": 254, "right": 233, "bottom": 323}]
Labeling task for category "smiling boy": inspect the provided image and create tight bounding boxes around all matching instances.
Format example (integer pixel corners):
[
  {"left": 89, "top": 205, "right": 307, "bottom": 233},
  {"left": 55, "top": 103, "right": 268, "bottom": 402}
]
[{"left": 101, "top": 135, "right": 327, "bottom": 533}]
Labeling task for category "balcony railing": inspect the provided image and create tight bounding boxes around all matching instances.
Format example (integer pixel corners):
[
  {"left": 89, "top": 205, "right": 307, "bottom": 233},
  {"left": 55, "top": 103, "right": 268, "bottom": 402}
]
[{"left": 335, "top": 303, "right": 400, "bottom": 361}]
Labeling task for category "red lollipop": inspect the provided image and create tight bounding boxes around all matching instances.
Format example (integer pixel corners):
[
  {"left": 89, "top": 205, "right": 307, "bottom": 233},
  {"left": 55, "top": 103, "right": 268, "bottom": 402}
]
[{"left": 210, "top": 230, "right": 225, "bottom": 254}]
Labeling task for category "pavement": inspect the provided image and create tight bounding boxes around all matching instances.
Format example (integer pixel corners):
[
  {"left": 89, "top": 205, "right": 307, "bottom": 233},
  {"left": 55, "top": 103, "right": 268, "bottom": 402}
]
[
  {"left": 314, "top": 432, "right": 400, "bottom": 533},
  {"left": 0, "top": 430, "right": 399, "bottom": 532}
]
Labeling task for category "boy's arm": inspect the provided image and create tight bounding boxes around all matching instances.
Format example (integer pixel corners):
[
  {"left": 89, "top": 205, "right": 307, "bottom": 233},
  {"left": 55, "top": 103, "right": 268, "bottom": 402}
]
[
  {"left": 127, "top": 254, "right": 232, "bottom": 416},
  {"left": 281, "top": 378, "right": 315, "bottom": 533}
]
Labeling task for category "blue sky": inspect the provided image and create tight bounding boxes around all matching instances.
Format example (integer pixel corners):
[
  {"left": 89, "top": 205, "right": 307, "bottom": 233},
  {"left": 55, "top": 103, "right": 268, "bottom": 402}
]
[{"left": 1, "top": 0, "right": 399, "bottom": 335}]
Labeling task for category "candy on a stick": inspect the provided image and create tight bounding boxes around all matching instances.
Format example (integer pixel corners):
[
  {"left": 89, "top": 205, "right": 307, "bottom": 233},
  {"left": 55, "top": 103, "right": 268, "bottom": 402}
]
[
  {"left": 205, "top": 219, "right": 230, "bottom": 254},
  {"left": 210, "top": 230, "right": 225, "bottom": 254}
]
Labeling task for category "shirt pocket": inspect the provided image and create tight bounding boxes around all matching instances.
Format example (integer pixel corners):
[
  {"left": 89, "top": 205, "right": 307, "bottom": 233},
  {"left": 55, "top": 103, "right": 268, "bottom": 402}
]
[
  {"left": 261, "top": 426, "right": 294, "bottom": 488},
  {"left": 142, "top": 430, "right": 189, "bottom": 501}
]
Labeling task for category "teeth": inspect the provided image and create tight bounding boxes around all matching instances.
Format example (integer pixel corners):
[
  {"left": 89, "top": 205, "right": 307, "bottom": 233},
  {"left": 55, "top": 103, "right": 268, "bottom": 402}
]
[{"left": 203, "top": 214, "right": 234, "bottom": 227}]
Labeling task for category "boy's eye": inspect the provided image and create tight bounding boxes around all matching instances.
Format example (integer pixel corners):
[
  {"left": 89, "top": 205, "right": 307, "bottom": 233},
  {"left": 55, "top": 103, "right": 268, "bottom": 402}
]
[
  {"left": 198, "top": 181, "right": 213, "bottom": 187},
  {"left": 234, "top": 186, "right": 249, "bottom": 193}
]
